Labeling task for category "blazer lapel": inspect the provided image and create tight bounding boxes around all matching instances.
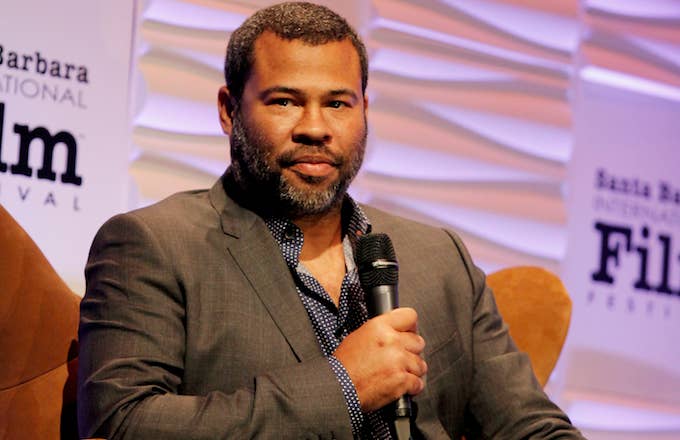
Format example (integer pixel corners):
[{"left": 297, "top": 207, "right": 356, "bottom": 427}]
[{"left": 209, "top": 179, "right": 323, "bottom": 363}]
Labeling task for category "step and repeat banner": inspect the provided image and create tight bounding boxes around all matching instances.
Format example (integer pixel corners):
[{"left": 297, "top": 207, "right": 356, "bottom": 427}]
[
  {"left": 560, "top": 2, "right": 680, "bottom": 433},
  {"left": 0, "top": 1, "right": 136, "bottom": 291},
  {"left": 563, "top": 73, "right": 680, "bottom": 428}
]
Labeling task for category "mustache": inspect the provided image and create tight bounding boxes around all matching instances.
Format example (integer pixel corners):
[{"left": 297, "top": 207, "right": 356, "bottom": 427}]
[{"left": 277, "top": 146, "right": 344, "bottom": 167}]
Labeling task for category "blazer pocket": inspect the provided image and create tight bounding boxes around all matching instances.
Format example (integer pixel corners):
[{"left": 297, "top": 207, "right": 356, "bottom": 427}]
[{"left": 424, "top": 329, "right": 465, "bottom": 384}]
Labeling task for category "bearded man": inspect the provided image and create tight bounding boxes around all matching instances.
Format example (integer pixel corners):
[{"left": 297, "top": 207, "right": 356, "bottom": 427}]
[{"left": 77, "top": 2, "right": 584, "bottom": 439}]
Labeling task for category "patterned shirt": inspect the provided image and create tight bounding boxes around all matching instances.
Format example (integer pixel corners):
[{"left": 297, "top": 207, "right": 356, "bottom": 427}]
[{"left": 264, "top": 198, "right": 393, "bottom": 439}]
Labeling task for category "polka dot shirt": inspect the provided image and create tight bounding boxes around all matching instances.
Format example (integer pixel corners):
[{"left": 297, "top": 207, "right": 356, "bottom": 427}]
[{"left": 264, "top": 198, "right": 393, "bottom": 439}]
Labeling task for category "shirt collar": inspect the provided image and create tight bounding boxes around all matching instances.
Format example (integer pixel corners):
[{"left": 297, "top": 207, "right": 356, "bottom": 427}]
[{"left": 264, "top": 195, "right": 372, "bottom": 267}]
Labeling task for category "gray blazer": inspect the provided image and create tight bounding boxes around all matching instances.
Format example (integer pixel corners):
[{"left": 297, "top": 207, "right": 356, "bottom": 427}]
[{"left": 77, "top": 176, "right": 582, "bottom": 439}]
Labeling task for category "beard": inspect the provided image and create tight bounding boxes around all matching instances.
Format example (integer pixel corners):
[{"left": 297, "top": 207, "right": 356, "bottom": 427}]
[{"left": 228, "top": 109, "right": 366, "bottom": 218}]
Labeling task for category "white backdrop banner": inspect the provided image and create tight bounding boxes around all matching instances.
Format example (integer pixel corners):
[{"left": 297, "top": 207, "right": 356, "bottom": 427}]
[
  {"left": 563, "top": 72, "right": 680, "bottom": 412},
  {"left": 0, "top": 1, "right": 136, "bottom": 291}
]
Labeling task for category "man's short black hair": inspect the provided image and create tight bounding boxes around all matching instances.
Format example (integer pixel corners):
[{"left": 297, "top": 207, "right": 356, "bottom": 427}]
[{"left": 224, "top": 2, "right": 368, "bottom": 104}]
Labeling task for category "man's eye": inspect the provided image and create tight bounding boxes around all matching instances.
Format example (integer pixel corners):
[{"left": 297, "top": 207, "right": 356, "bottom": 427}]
[
  {"left": 328, "top": 101, "right": 346, "bottom": 109},
  {"left": 271, "top": 98, "right": 291, "bottom": 106}
]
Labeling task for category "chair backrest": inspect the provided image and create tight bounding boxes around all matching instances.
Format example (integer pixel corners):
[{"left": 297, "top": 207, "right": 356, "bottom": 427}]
[
  {"left": 486, "top": 266, "right": 572, "bottom": 387},
  {"left": 0, "top": 204, "right": 80, "bottom": 439}
]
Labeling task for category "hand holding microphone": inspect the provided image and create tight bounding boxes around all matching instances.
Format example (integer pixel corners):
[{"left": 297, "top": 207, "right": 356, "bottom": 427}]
[
  {"left": 333, "top": 233, "right": 426, "bottom": 438},
  {"left": 333, "top": 308, "right": 426, "bottom": 411}
]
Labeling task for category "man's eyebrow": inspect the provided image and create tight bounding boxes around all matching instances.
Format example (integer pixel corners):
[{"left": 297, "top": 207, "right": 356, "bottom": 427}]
[
  {"left": 259, "top": 86, "right": 303, "bottom": 99},
  {"left": 258, "top": 87, "right": 359, "bottom": 102},
  {"left": 328, "top": 89, "right": 360, "bottom": 102}
]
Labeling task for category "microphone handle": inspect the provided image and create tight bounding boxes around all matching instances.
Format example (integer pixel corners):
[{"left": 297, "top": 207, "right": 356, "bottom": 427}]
[
  {"left": 366, "top": 284, "right": 398, "bottom": 317},
  {"left": 366, "top": 284, "right": 413, "bottom": 431}
]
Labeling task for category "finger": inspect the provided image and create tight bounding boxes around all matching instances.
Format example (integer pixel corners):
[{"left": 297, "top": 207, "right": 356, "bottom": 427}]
[
  {"left": 400, "top": 332, "right": 426, "bottom": 354},
  {"left": 404, "top": 373, "right": 425, "bottom": 396},
  {"left": 403, "top": 351, "right": 428, "bottom": 377},
  {"left": 385, "top": 307, "right": 418, "bottom": 332}
]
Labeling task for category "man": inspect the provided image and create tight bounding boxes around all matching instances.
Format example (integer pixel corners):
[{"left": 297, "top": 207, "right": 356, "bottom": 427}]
[{"left": 78, "top": 2, "right": 584, "bottom": 439}]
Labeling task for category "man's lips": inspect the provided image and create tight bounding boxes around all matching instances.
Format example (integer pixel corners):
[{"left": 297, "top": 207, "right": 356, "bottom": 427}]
[{"left": 282, "top": 155, "right": 339, "bottom": 178}]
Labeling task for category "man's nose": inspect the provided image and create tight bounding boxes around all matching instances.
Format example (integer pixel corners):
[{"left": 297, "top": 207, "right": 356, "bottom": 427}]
[{"left": 292, "top": 105, "right": 331, "bottom": 145}]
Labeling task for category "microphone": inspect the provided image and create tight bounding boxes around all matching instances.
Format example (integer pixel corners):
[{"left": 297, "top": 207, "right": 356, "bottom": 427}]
[{"left": 356, "top": 233, "right": 412, "bottom": 440}]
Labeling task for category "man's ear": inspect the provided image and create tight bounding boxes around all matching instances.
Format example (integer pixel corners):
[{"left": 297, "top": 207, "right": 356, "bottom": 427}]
[{"left": 217, "top": 86, "right": 236, "bottom": 135}]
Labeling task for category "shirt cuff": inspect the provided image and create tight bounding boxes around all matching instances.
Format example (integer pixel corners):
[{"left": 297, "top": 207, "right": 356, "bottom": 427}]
[{"left": 328, "top": 355, "right": 364, "bottom": 436}]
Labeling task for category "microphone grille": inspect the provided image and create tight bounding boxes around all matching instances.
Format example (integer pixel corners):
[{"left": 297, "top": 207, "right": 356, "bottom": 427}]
[{"left": 356, "top": 233, "right": 398, "bottom": 288}]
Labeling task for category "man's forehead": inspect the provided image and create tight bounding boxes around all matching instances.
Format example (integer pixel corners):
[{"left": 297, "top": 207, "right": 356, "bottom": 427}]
[
  {"left": 247, "top": 31, "right": 363, "bottom": 90},
  {"left": 252, "top": 30, "right": 357, "bottom": 60}
]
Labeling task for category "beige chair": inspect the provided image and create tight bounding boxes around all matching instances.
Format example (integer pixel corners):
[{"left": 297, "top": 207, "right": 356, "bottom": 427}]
[
  {"left": 487, "top": 266, "right": 572, "bottom": 386},
  {"left": 0, "top": 204, "right": 80, "bottom": 439}
]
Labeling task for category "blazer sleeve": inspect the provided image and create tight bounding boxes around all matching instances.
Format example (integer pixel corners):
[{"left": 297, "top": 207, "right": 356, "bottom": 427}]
[
  {"left": 444, "top": 230, "right": 585, "bottom": 439},
  {"left": 77, "top": 212, "right": 353, "bottom": 440}
]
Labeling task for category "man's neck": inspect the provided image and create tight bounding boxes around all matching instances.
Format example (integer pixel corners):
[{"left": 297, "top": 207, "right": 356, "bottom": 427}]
[
  {"left": 293, "top": 205, "right": 346, "bottom": 305},
  {"left": 292, "top": 205, "right": 343, "bottom": 260}
]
